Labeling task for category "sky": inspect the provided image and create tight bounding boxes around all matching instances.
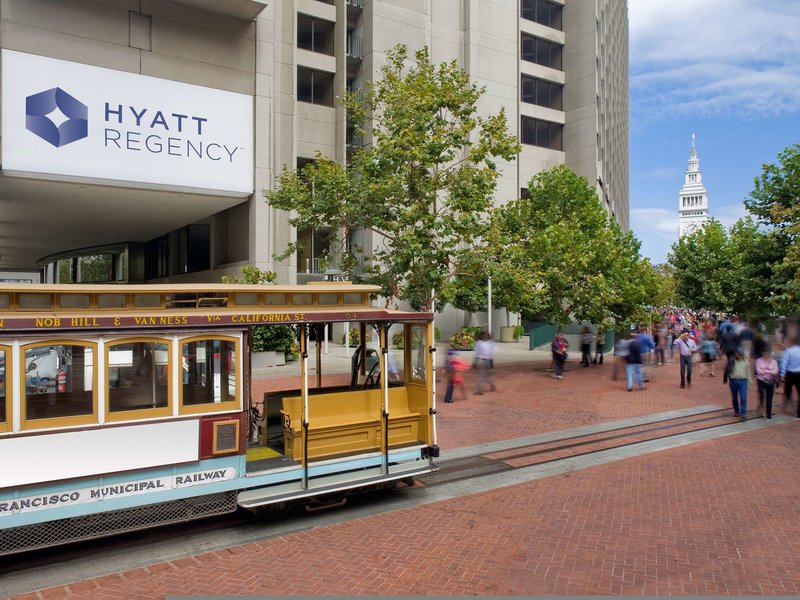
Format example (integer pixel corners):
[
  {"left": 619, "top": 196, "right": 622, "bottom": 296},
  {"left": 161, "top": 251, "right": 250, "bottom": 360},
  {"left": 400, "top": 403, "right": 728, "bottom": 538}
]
[{"left": 628, "top": 0, "right": 800, "bottom": 265}]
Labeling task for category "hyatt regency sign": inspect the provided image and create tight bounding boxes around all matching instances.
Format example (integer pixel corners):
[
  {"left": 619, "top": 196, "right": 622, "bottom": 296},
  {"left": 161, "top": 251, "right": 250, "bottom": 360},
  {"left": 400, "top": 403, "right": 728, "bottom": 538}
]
[{"left": 1, "top": 50, "right": 253, "bottom": 196}]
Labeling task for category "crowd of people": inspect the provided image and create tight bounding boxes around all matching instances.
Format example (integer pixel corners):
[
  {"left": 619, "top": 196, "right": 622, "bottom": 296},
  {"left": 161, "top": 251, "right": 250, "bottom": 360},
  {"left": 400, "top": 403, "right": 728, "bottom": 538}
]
[
  {"left": 564, "top": 310, "right": 800, "bottom": 421},
  {"left": 439, "top": 312, "right": 800, "bottom": 422}
]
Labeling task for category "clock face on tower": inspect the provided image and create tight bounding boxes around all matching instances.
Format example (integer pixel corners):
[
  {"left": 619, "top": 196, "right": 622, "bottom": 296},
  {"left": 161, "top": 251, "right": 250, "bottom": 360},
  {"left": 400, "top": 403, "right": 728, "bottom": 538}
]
[{"left": 685, "top": 223, "right": 698, "bottom": 234}]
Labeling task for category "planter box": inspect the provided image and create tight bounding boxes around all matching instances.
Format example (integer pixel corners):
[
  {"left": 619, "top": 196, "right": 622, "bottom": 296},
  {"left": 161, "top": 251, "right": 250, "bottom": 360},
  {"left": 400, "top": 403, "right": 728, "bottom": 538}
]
[
  {"left": 499, "top": 326, "right": 516, "bottom": 343},
  {"left": 251, "top": 351, "right": 285, "bottom": 368}
]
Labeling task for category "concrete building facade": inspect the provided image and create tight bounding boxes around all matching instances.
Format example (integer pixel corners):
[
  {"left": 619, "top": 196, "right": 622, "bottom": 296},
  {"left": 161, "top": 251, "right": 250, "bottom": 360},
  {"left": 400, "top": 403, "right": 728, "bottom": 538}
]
[{"left": 0, "top": 0, "right": 628, "bottom": 331}]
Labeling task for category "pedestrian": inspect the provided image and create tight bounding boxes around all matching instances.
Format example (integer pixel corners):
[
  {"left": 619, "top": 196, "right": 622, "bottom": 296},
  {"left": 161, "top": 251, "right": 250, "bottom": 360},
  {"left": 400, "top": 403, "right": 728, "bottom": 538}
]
[
  {"left": 740, "top": 322, "right": 755, "bottom": 358},
  {"left": 700, "top": 329, "right": 718, "bottom": 377},
  {"left": 719, "top": 324, "right": 740, "bottom": 384},
  {"left": 673, "top": 331, "right": 697, "bottom": 389},
  {"left": 625, "top": 332, "right": 645, "bottom": 392},
  {"left": 728, "top": 350, "right": 751, "bottom": 419},
  {"left": 638, "top": 326, "right": 655, "bottom": 380},
  {"left": 473, "top": 332, "right": 496, "bottom": 394},
  {"left": 667, "top": 326, "right": 675, "bottom": 363},
  {"left": 654, "top": 326, "right": 667, "bottom": 366},
  {"left": 580, "top": 326, "right": 593, "bottom": 367},
  {"left": 593, "top": 329, "right": 605, "bottom": 364},
  {"left": 612, "top": 334, "right": 629, "bottom": 381},
  {"left": 755, "top": 349, "right": 780, "bottom": 418},
  {"left": 443, "top": 349, "right": 468, "bottom": 403},
  {"left": 780, "top": 337, "right": 800, "bottom": 415},
  {"left": 551, "top": 331, "right": 568, "bottom": 380}
]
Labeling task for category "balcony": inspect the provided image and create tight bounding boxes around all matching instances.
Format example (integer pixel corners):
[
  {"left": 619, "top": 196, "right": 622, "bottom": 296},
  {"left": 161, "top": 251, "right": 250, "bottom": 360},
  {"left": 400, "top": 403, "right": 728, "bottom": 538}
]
[
  {"left": 347, "top": 34, "right": 363, "bottom": 74},
  {"left": 347, "top": 0, "right": 364, "bottom": 20}
]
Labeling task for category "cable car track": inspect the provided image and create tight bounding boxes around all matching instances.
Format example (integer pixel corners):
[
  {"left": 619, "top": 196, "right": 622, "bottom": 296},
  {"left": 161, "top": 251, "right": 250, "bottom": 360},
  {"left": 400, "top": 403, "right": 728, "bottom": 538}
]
[{"left": 417, "top": 408, "right": 740, "bottom": 487}]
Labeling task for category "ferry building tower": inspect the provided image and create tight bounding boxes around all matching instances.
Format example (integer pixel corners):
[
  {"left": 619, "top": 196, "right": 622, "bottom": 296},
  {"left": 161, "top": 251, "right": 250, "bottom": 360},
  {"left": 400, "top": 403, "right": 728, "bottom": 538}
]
[{"left": 678, "top": 134, "right": 710, "bottom": 237}]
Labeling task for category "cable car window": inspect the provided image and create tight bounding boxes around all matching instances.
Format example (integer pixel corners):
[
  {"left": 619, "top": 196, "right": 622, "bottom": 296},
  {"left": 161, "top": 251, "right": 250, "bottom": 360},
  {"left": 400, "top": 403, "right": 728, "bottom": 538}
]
[
  {"left": 0, "top": 293, "right": 10, "bottom": 309},
  {"left": 291, "top": 294, "right": 312, "bottom": 306},
  {"left": 343, "top": 292, "right": 363, "bottom": 305},
  {"left": 265, "top": 294, "right": 286, "bottom": 306},
  {"left": 181, "top": 337, "right": 238, "bottom": 413},
  {"left": 97, "top": 293, "right": 127, "bottom": 309},
  {"left": 318, "top": 293, "right": 338, "bottom": 305},
  {"left": 134, "top": 293, "right": 161, "bottom": 308},
  {"left": 235, "top": 293, "right": 259, "bottom": 306},
  {"left": 23, "top": 342, "right": 97, "bottom": 428},
  {"left": 19, "top": 293, "right": 54, "bottom": 310},
  {"left": 107, "top": 340, "right": 171, "bottom": 419},
  {"left": 409, "top": 324, "right": 427, "bottom": 383},
  {"left": 59, "top": 294, "right": 91, "bottom": 309},
  {"left": 0, "top": 346, "right": 8, "bottom": 430}
]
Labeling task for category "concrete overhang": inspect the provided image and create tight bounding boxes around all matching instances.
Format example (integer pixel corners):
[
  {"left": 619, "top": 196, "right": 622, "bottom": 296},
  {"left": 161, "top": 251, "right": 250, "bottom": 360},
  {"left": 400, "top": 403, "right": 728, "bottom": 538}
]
[
  {"left": 172, "top": 0, "right": 269, "bottom": 20},
  {"left": 0, "top": 174, "right": 248, "bottom": 271}
]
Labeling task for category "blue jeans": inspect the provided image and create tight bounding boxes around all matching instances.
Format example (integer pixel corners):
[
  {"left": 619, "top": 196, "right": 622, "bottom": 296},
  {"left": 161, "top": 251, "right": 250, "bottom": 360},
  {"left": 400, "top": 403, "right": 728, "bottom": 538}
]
[
  {"left": 729, "top": 378, "right": 748, "bottom": 415},
  {"left": 626, "top": 363, "right": 644, "bottom": 390},
  {"left": 679, "top": 355, "right": 693, "bottom": 386}
]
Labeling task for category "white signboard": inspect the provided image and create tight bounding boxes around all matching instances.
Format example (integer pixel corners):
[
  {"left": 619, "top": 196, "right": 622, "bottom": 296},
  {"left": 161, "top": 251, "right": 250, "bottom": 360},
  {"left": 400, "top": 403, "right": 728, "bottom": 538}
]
[{"left": 1, "top": 50, "right": 254, "bottom": 196}]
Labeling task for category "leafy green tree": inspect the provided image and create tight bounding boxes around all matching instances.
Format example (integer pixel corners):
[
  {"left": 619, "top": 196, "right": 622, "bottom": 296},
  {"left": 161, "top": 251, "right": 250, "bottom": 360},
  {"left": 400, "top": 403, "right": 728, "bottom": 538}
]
[
  {"left": 668, "top": 218, "right": 783, "bottom": 322},
  {"left": 669, "top": 219, "right": 729, "bottom": 311},
  {"left": 485, "top": 165, "right": 653, "bottom": 329},
  {"left": 745, "top": 143, "right": 800, "bottom": 313},
  {"left": 265, "top": 45, "right": 520, "bottom": 310}
]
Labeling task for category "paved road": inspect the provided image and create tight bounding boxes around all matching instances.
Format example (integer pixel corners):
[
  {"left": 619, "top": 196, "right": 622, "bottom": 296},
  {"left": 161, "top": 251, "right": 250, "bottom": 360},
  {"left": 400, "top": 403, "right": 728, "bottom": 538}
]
[{"left": 7, "top": 349, "right": 800, "bottom": 598}]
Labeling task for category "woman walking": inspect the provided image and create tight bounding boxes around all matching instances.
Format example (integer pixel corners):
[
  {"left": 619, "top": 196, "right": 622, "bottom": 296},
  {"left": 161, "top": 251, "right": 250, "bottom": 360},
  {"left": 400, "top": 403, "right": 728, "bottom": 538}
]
[
  {"left": 755, "top": 349, "right": 779, "bottom": 418},
  {"left": 700, "top": 330, "right": 718, "bottom": 377},
  {"left": 551, "top": 331, "right": 568, "bottom": 380}
]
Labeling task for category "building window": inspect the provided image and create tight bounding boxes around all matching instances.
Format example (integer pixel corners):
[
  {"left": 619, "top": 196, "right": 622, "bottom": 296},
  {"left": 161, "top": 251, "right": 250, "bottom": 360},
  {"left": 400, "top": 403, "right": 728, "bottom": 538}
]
[
  {"left": 521, "top": 75, "right": 563, "bottom": 110},
  {"left": 521, "top": 0, "right": 563, "bottom": 31},
  {"left": 520, "top": 187, "right": 531, "bottom": 200},
  {"left": 297, "top": 67, "right": 335, "bottom": 107},
  {"left": 521, "top": 33, "right": 562, "bottom": 70},
  {"left": 297, "top": 14, "right": 335, "bottom": 55},
  {"left": 521, "top": 116, "right": 563, "bottom": 150}
]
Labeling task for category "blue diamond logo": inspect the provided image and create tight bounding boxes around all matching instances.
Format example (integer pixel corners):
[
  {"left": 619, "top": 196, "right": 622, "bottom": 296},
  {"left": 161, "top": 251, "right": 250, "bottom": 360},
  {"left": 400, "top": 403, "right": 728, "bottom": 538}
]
[{"left": 26, "top": 87, "right": 88, "bottom": 147}]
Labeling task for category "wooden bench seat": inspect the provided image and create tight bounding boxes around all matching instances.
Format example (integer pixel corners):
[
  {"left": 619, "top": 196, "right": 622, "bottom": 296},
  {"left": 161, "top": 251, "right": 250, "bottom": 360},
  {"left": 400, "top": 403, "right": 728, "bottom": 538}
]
[{"left": 280, "top": 387, "right": 420, "bottom": 461}]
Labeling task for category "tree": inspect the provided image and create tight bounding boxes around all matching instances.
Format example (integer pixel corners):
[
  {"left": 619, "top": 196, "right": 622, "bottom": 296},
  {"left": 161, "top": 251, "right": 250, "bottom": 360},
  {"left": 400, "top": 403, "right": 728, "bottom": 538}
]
[
  {"left": 668, "top": 218, "right": 783, "bottom": 322},
  {"left": 265, "top": 45, "right": 520, "bottom": 310},
  {"left": 745, "top": 143, "right": 800, "bottom": 313},
  {"left": 669, "top": 219, "right": 729, "bottom": 312},
  {"left": 484, "top": 165, "right": 654, "bottom": 329}
]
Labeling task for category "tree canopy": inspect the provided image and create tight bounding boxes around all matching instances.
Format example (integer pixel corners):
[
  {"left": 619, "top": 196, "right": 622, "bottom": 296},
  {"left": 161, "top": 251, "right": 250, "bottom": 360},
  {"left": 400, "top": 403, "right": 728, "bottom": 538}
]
[
  {"left": 265, "top": 45, "right": 519, "bottom": 311},
  {"left": 477, "top": 165, "right": 656, "bottom": 329},
  {"left": 745, "top": 143, "right": 800, "bottom": 313},
  {"left": 668, "top": 217, "right": 785, "bottom": 322}
]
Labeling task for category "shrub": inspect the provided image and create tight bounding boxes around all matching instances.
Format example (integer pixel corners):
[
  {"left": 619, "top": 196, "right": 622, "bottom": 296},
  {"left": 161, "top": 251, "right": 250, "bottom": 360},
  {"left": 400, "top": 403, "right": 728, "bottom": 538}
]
[
  {"left": 251, "top": 324, "right": 297, "bottom": 354},
  {"left": 341, "top": 328, "right": 371, "bottom": 346},
  {"left": 449, "top": 329, "right": 475, "bottom": 350},
  {"left": 513, "top": 325, "right": 526, "bottom": 340},
  {"left": 392, "top": 329, "right": 422, "bottom": 349}
]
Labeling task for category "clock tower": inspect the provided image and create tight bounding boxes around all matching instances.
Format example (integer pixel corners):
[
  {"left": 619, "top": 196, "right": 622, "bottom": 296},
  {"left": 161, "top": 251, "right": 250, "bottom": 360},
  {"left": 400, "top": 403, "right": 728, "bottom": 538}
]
[{"left": 678, "top": 134, "right": 709, "bottom": 237}]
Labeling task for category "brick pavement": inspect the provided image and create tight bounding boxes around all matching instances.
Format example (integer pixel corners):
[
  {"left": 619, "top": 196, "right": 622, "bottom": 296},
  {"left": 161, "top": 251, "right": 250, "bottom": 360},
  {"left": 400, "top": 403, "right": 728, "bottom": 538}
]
[{"left": 12, "top": 357, "right": 800, "bottom": 598}]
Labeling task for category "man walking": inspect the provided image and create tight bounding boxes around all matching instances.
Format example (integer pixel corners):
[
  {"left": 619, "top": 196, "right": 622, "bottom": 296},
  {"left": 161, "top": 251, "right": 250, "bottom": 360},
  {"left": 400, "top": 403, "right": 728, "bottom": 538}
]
[
  {"left": 719, "top": 324, "right": 740, "bottom": 384},
  {"left": 781, "top": 337, "right": 800, "bottom": 415},
  {"left": 673, "top": 331, "right": 697, "bottom": 389}
]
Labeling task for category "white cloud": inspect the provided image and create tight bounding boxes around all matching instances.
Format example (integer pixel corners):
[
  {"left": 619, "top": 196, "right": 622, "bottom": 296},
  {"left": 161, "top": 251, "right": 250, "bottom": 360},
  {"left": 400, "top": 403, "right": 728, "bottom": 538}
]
[
  {"left": 630, "top": 208, "right": 679, "bottom": 238},
  {"left": 629, "top": 0, "right": 800, "bottom": 119}
]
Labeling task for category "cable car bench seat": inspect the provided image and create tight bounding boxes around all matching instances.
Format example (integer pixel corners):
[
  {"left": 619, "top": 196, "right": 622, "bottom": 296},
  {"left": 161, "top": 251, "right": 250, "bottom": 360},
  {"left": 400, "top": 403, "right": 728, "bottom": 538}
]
[{"left": 280, "top": 387, "right": 420, "bottom": 461}]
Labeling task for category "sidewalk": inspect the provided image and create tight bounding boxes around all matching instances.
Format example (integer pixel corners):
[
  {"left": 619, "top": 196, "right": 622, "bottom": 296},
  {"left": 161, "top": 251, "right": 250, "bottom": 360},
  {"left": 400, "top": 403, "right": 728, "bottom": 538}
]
[{"left": 10, "top": 354, "right": 800, "bottom": 598}]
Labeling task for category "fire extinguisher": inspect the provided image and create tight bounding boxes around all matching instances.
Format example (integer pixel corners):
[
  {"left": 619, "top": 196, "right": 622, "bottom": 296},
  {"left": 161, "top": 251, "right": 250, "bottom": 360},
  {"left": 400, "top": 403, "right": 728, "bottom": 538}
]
[{"left": 57, "top": 369, "right": 67, "bottom": 393}]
